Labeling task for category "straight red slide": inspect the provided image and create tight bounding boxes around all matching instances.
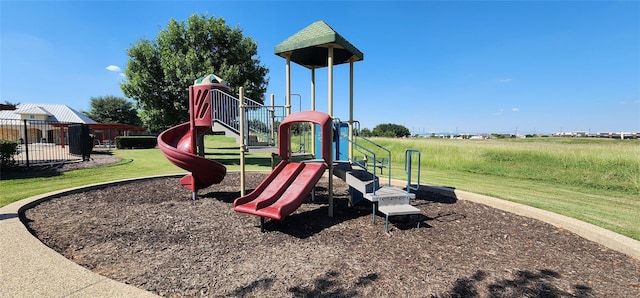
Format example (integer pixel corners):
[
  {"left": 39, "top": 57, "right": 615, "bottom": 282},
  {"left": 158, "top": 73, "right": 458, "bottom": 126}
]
[
  {"left": 158, "top": 122, "right": 226, "bottom": 191},
  {"left": 234, "top": 160, "right": 327, "bottom": 220}
]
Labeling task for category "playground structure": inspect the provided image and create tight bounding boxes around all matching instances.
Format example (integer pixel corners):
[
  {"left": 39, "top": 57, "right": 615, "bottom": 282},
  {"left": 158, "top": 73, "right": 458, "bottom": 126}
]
[{"left": 158, "top": 21, "right": 423, "bottom": 231}]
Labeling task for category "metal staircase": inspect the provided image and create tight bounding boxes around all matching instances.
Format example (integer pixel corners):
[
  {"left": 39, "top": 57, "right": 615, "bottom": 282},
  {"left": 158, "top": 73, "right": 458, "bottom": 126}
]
[
  {"left": 210, "top": 89, "right": 285, "bottom": 148},
  {"left": 333, "top": 129, "right": 423, "bottom": 231}
]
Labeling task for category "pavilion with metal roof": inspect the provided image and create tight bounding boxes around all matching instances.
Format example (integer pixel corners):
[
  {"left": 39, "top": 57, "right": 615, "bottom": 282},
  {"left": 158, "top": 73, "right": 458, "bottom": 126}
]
[{"left": 274, "top": 20, "right": 364, "bottom": 216}]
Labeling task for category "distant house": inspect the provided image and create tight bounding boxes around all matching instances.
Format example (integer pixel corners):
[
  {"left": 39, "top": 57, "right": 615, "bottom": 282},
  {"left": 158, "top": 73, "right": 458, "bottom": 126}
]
[
  {"left": 0, "top": 103, "right": 97, "bottom": 124},
  {"left": 0, "top": 103, "right": 97, "bottom": 144},
  {"left": 0, "top": 103, "right": 146, "bottom": 145}
]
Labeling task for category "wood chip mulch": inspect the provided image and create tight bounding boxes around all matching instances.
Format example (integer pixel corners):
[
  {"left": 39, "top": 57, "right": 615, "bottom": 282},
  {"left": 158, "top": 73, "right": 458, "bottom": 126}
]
[{"left": 23, "top": 172, "right": 640, "bottom": 297}]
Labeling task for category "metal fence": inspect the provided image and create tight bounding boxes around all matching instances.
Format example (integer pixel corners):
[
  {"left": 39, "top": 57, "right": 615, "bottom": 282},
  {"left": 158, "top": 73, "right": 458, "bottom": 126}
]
[{"left": 0, "top": 119, "right": 87, "bottom": 167}]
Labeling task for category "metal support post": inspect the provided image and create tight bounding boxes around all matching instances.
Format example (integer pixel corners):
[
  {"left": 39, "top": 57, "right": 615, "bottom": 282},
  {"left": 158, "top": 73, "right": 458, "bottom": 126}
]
[{"left": 239, "top": 87, "right": 246, "bottom": 197}]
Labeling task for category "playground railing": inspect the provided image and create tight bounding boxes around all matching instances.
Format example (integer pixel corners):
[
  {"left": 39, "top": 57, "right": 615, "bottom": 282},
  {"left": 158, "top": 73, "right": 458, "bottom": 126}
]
[
  {"left": 212, "top": 89, "right": 240, "bottom": 132},
  {"left": 338, "top": 132, "right": 391, "bottom": 188},
  {"left": 405, "top": 149, "right": 421, "bottom": 192},
  {"left": 292, "top": 123, "right": 313, "bottom": 153},
  {"left": 353, "top": 135, "right": 392, "bottom": 186},
  {"left": 329, "top": 118, "right": 391, "bottom": 187},
  {"left": 335, "top": 120, "right": 420, "bottom": 194},
  {"left": 350, "top": 140, "right": 381, "bottom": 196},
  {"left": 211, "top": 89, "right": 285, "bottom": 147}
]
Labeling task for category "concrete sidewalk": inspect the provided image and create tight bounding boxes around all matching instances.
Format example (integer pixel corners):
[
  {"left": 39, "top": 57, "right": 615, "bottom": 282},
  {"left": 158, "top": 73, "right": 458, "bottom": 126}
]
[
  {"left": 0, "top": 184, "right": 160, "bottom": 298},
  {"left": 1, "top": 177, "right": 638, "bottom": 297}
]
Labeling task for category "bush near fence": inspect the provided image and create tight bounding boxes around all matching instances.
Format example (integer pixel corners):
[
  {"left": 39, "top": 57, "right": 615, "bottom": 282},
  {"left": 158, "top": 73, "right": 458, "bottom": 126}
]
[
  {"left": 115, "top": 136, "right": 157, "bottom": 149},
  {"left": 0, "top": 139, "right": 18, "bottom": 168}
]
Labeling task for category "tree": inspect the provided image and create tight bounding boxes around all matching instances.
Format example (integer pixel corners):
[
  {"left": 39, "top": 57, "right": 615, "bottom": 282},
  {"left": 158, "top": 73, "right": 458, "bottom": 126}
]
[
  {"left": 360, "top": 128, "right": 372, "bottom": 137},
  {"left": 1, "top": 100, "right": 19, "bottom": 110},
  {"left": 2, "top": 100, "right": 20, "bottom": 106},
  {"left": 371, "top": 123, "right": 411, "bottom": 138},
  {"left": 120, "top": 13, "right": 269, "bottom": 132},
  {"left": 82, "top": 96, "right": 142, "bottom": 126}
]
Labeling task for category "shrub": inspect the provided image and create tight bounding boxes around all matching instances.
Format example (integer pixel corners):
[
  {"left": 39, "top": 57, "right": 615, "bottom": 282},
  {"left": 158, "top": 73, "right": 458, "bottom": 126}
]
[
  {"left": 0, "top": 140, "right": 18, "bottom": 168},
  {"left": 371, "top": 123, "right": 410, "bottom": 138},
  {"left": 115, "top": 136, "right": 157, "bottom": 149}
]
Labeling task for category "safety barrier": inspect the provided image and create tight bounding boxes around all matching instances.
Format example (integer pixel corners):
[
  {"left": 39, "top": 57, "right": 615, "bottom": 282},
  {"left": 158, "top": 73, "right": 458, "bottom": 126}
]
[
  {"left": 0, "top": 119, "right": 86, "bottom": 167},
  {"left": 405, "top": 149, "right": 421, "bottom": 192},
  {"left": 211, "top": 89, "right": 285, "bottom": 147}
]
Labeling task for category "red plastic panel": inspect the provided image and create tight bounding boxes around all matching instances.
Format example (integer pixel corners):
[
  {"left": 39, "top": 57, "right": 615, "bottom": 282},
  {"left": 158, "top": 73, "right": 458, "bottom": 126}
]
[
  {"left": 278, "top": 111, "right": 332, "bottom": 165},
  {"left": 190, "top": 85, "right": 212, "bottom": 127}
]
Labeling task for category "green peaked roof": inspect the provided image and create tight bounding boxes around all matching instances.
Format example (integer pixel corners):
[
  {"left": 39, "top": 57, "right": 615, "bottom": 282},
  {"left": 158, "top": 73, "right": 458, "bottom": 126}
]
[{"left": 274, "top": 20, "right": 364, "bottom": 69}]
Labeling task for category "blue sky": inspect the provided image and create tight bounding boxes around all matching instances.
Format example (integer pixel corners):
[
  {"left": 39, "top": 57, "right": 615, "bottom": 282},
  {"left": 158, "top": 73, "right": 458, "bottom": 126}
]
[{"left": 2, "top": 1, "right": 639, "bottom": 134}]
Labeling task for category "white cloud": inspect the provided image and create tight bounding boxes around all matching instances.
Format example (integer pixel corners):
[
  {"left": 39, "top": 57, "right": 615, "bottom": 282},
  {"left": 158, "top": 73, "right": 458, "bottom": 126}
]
[
  {"left": 106, "top": 65, "right": 121, "bottom": 72},
  {"left": 498, "top": 78, "right": 513, "bottom": 83},
  {"left": 493, "top": 109, "right": 504, "bottom": 116},
  {"left": 119, "top": 73, "right": 126, "bottom": 78},
  {"left": 512, "top": 108, "right": 520, "bottom": 112}
]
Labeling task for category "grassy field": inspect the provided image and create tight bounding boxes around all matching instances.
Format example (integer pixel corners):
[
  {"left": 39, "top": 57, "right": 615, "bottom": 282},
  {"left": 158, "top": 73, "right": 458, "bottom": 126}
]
[
  {"left": 1, "top": 135, "right": 638, "bottom": 240},
  {"left": 372, "top": 137, "right": 640, "bottom": 240}
]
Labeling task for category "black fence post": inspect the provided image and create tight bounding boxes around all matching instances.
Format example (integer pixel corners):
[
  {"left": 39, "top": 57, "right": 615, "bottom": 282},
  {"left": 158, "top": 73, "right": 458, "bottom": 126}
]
[
  {"left": 81, "top": 124, "right": 91, "bottom": 161},
  {"left": 22, "top": 119, "right": 30, "bottom": 168}
]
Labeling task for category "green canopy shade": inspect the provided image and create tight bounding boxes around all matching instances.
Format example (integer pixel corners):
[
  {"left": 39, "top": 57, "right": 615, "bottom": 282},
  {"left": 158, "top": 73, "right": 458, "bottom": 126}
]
[{"left": 275, "top": 21, "right": 364, "bottom": 68}]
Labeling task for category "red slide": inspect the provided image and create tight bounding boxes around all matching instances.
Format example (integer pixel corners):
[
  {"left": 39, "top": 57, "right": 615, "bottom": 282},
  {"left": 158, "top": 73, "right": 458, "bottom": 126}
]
[
  {"left": 234, "top": 160, "right": 327, "bottom": 220},
  {"left": 158, "top": 122, "right": 226, "bottom": 191}
]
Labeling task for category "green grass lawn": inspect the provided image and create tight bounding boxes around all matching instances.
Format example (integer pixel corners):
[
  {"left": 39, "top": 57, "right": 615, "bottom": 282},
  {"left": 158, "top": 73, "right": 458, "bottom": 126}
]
[
  {"left": 0, "top": 135, "right": 273, "bottom": 207},
  {"left": 1, "top": 135, "right": 638, "bottom": 241},
  {"left": 374, "top": 137, "right": 640, "bottom": 240}
]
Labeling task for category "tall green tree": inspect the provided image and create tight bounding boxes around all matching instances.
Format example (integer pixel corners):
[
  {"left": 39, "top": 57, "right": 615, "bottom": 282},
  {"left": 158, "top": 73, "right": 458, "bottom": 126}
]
[
  {"left": 120, "top": 13, "right": 269, "bottom": 132},
  {"left": 82, "top": 95, "right": 142, "bottom": 126},
  {"left": 372, "top": 123, "right": 411, "bottom": 138}
]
